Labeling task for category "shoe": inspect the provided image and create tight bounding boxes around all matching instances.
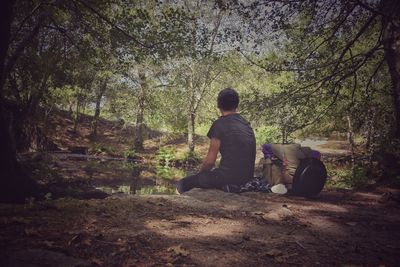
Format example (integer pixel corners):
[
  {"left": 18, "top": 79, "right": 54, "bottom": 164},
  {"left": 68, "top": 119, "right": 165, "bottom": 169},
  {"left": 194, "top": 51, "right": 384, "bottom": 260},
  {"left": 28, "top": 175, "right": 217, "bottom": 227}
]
[
  {"left": 271, "top": 184, "right": 287, "bottom": 194},
  {"left": 176, "top": 181, "right": 184, "bottom": 195}
]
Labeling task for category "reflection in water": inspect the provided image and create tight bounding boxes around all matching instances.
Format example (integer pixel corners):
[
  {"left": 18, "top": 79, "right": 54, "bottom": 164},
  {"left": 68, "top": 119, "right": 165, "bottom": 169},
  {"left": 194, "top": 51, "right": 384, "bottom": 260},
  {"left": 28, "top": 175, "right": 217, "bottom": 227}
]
[
  {"left": 94, "top": 163, "right": 177, "bottom": 195},
  {"left": 95, "top": 184, "right": 176, "bottom": 195}
]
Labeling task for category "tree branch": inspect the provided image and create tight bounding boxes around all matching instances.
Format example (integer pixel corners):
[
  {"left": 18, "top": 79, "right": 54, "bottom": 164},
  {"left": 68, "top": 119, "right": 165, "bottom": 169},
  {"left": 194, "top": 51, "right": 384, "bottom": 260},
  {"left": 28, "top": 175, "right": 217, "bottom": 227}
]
[
  {"left": 365, "top": 58, "right": 385, "bottom": 99},
  {"left": 9, "top": 1, "right": 43, "bottom": 44},
  {"left": 353, "top": 0, "right": 388, "bottom": 17},
  {"left": 305, "top": 4, "right": 357, "bottom": 61},
  {"left": 74, "top": 0, "right": 151, "bottom": 49},
  {"left": 3, "top": 15, "right": 42, "bottom": 83},
  {"left": 331, "top": 13, "right": 377, "bottom": 74}
]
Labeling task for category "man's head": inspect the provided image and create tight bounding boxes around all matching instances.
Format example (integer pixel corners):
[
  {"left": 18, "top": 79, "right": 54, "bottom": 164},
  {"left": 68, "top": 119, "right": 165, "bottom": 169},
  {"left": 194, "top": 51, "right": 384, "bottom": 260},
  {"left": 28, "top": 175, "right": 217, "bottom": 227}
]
[{"left": 217, "top": 88, "right": 239, "bottom": 111}]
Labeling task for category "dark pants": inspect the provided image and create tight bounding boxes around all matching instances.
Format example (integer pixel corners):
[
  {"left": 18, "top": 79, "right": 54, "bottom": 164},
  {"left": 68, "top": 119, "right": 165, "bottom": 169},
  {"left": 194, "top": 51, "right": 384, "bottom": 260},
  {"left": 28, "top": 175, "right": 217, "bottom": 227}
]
[{"left": 177, "top": 169, "right": 240, "bottom": 193}]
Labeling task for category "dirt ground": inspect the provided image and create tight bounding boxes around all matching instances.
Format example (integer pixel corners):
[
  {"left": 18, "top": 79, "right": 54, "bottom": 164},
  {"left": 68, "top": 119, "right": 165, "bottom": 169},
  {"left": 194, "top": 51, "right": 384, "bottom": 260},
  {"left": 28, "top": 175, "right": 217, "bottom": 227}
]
[
  {"left": 1, "top": 187, "right": 400, "bottom": 267},
  {"left": 2, "top": 111, "right": 400, "bottom": 266}
]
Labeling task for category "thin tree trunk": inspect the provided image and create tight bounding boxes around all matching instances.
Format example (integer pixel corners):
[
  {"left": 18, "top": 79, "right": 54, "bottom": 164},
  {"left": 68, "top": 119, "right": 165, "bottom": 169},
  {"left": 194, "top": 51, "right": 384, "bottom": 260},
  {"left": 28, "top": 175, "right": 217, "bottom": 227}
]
[
  {"left": 347, "top": 115, "right": 356, "bottom": 180},
  {"left": 92, "top": 80, "right": 107, "bottom": 139},
  {"left": 187, "top": 76, "right": 196, "bottom": 153},
  {"left": 68, "top": 97, "right": 73, "bottom": 114},
  {"left": 365, "top": 107, "right": 376, "bottom": 150},
  {"left": 366, "top": 108, "right": 377, "bottom": 173},
  {"left": 281, "top": 127, "right": 287, "bottom": 144},
  {"left": 187, "top": 110, "right": 195, "bottom": 153},
  {"left": 73, "top": 88, "right": 82, "bottom": 132},
  {"left": 134, "top": 70, "right": 146, "bottom": 151}
]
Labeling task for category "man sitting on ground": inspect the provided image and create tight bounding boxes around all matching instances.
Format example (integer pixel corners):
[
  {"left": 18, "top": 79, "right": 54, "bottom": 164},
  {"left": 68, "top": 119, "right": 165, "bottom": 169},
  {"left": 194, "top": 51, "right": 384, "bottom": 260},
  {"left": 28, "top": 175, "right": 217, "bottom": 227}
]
[{"left": 176, "top": 88, "right": 256, "bottom": 193}]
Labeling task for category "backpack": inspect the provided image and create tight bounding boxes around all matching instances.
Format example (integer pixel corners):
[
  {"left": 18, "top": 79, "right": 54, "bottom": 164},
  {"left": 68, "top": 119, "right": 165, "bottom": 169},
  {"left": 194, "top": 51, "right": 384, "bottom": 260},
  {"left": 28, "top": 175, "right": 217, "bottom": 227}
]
[{"left": 292, "top": 158, "right": 327, "bottom": 198}]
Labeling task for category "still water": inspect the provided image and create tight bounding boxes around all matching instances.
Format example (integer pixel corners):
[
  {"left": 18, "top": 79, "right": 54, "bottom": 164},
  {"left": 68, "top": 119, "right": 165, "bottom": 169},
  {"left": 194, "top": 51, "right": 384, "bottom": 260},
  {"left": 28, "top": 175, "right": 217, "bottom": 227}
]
[{"left": 95, "top": 184, "right": 177, "bottom": 195}]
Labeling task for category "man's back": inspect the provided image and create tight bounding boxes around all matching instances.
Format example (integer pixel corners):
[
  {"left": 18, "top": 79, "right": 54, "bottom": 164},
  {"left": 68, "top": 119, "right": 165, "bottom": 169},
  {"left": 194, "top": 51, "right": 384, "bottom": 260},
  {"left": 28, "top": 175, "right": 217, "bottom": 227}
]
[{"left": 207, "top": 113, "right": 256, "bottom": 184}]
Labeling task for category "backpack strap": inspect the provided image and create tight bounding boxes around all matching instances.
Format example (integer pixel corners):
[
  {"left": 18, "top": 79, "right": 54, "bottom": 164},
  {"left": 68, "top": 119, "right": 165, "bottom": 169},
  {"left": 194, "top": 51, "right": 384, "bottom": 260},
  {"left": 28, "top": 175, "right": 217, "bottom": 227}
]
[{"left": 280, "top": 144, "right": 289, "bottom": 177}]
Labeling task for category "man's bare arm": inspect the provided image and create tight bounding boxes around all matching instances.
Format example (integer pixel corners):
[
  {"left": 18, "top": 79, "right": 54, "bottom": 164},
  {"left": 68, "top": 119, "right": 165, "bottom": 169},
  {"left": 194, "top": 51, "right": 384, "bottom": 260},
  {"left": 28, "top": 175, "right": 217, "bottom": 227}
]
[{"left": 200, "top": 137, "right": 220, "bottom": 172}]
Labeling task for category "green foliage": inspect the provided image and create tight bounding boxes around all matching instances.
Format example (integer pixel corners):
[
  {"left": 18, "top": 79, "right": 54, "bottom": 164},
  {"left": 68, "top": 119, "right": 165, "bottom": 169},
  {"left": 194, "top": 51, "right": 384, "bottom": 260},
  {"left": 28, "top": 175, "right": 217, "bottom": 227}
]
[
  {"left": 325, "top": 163, "right": 369, "bottom": 190},
  {"left": 155, "top": 146, "right": 192, "bottom": 179},
  {"left": 156, "top": 147, "right": 176, "bottom": 166},
  {"left": 155, "top": 166, "right": 185, "bottom": 180},
  {"left": 178, "top": 151, "right": 201, "bottom": 164},
  {"left": 196, "top": 123, "right": 211, "bottom": 136},
  {"left": 254, "top": 125, "right": 282, "bottom": 145},
  {"left": 4, "top": 0, "right": 399, "bottom": 189},
  {"left": 155, "top": 146, "right": 176, "bottom": 178},
  {"left": 24, "top": 153, "right": 63, "bottom": 184},
  {"left": 137, "top": 185, "right": 176, "bottom": 195},
  {"left": 91, "top": 143, "right": 118, "bottom": 155},
  {"left": 122, "top": 149, "right": 136, "bottom": 159}
]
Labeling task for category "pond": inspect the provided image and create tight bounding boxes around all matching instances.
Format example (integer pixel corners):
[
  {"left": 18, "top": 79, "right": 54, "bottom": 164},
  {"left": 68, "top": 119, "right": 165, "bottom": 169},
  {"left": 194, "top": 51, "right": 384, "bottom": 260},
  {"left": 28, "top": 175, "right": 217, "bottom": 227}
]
[
  {"left": 74, "top": 157, "right": 184, "bottom": 196},
  {"left": 22, "top": 152, "right": 191, "bottom": 197},
  {"left": 95, "top": 184, "right": 177, "bottom": 195}
]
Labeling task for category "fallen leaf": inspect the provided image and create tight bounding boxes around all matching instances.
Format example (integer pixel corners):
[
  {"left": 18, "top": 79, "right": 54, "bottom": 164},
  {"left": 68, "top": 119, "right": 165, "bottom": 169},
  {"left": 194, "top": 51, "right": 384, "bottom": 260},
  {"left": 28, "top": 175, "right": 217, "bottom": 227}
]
[
  {"left": 24, "top": 228, "right": 40, "bottom": 237},
  {"left": 265, "top": 248, "right": 284, "bottom": 257},
  {"left": 116, "top": 238, "right": 127, "bottom": 246},
  {"left": 68, "top": 234, "right": 79, "bottom": 246},
  {"left": 168, "top": 244, "right": 189, "bottom": 257},
  {"left": 43, "top": 240, "right": 55, "bottom": 248},
  {"left": 88, "top": 218, "right": 97, "bottom": 224},
  {"left": 122, "top": 258, "right": 137, "bottom": 267},
  {"left": 68, "top": 232, "right": 91, "bottom": 246},
  {"left": 82, "top": 237, "right": 92, "bottom": 246},
  {"left": 91, "top": 258, "right": 104, "bottom": 266}
]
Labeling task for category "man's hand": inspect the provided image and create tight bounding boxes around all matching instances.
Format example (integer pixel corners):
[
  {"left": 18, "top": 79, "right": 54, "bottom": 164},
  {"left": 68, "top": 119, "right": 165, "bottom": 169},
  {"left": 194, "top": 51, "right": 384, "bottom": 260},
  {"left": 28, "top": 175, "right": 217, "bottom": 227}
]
[{"left": 200, "top": 137, "right": 220, "bottom": 172}]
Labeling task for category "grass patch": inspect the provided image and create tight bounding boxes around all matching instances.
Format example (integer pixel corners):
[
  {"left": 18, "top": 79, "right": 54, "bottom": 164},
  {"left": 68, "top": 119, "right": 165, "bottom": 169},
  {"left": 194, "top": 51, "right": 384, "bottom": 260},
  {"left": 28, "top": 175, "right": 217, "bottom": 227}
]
[{"left": 325, "top": 163, "right": 369, "bottom": 190}]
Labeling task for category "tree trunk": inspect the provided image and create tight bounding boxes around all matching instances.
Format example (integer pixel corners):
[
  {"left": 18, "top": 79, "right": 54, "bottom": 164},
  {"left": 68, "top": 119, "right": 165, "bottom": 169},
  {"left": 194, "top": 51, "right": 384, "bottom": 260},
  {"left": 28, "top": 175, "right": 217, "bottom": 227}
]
[
  {"left": 27, "top": 71, "right": 50, "bottom": 115},
  {"left": 347, "top": 115, "right": 356, "bottom": 180},
  {"left": 187, "top": 110, "right": 195, "bottom": 153},
  {"left": 134, "top": 71, "right": 146, "bottom": 151},
  {"left": 0, "top": 0, "right": 38, "bottom": 203},
  {"left": 281, "top": 127, "right": 288, "bottom": 144},
  {"left": 381, "top": 0, "right": 400, "bottom": 139},
  {"left": 92, "top": 81, "right": 107, "bottom": 139},
  {"left": 73, "top": 88, "right": 82, "bottom": 132},
  {"left": 365, "top": 107, "right": 376, "bottom": 150},
  {"left": 68, "top": 97, "right": 73, "bottom": 114}
]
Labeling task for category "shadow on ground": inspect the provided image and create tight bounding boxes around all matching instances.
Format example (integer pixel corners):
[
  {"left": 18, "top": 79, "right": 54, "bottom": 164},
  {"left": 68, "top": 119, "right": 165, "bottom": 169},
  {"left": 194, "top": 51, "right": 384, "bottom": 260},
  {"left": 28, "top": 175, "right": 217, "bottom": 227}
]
[{"left": 1, "top": 187, "right": 399, "bottom": 266}]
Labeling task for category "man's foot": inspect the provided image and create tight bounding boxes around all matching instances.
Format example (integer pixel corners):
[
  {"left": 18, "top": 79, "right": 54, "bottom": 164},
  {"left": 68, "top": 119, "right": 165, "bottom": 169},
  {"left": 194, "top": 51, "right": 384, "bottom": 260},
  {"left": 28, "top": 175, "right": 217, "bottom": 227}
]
[
  {"left": 271, "top": 184, "right": 287, "bottom": 194},
  {"left": 176, "top": 181, "right": 184, "bottom": 195}
]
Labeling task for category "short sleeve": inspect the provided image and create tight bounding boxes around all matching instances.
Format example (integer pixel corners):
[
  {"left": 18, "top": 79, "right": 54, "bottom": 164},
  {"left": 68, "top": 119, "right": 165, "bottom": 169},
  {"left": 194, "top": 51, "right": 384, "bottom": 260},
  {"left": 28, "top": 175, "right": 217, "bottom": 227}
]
[{"left": 207, "top": 120, "right": 223, "bottom": 140}]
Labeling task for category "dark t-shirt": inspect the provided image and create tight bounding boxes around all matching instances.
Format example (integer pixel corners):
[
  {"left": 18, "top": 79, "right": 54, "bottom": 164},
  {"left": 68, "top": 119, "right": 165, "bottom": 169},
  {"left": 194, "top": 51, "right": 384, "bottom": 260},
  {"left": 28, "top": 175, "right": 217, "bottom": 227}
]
[{"left": 207, "top": 113, "right": 256, "bottom": 184}]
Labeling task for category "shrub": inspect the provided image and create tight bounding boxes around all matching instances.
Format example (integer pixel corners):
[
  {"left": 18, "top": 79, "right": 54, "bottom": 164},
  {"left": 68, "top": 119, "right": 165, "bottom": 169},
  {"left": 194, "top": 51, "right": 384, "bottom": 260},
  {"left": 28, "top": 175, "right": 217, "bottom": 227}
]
[
  {"left": 122, "top": 149, "right": 136, "bottom": 159},
  {"left": 254, "top": 125, "right": 282, "bottom": 145},
  {"left": 325, "top": 163, "right": 369, "bottom": 189},
  {"left": 91, "top": 143, "right": 117, "bottom": 155},
  {"left": 156, "top": 147, "right": 176, "bottom": 167}
]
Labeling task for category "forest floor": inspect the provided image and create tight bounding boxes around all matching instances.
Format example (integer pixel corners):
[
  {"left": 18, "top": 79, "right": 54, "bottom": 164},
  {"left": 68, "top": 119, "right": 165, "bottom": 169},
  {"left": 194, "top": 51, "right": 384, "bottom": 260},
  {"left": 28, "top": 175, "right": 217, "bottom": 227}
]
[{"left": 1, "top": 110, "right": 400, "bottom": 266}]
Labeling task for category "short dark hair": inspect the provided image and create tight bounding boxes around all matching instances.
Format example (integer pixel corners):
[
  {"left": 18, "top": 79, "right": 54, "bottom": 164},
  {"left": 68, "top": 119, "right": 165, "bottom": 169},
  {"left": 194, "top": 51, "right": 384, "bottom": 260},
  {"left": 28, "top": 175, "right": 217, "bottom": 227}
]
[{"left": 217, "top": 88, "right": 239, "bottom": 111}]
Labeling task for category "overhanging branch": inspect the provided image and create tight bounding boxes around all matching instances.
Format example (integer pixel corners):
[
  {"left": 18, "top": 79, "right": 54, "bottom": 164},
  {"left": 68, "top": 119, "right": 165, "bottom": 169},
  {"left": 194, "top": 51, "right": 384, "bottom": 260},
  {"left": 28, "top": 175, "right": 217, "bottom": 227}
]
[{"left": 74, "top": 0, "right": 151, "bottom": 49}]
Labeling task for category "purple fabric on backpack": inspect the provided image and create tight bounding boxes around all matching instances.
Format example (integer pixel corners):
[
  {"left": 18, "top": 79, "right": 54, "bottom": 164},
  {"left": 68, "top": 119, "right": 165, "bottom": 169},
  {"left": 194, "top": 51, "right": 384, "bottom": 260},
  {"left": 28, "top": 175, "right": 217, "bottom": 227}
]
[
  {"left": 261, "top": 143, "right": 274, "bottom": 159},
  {"left": 310, "top": 150, "right": 321, "bottom": 160}
]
